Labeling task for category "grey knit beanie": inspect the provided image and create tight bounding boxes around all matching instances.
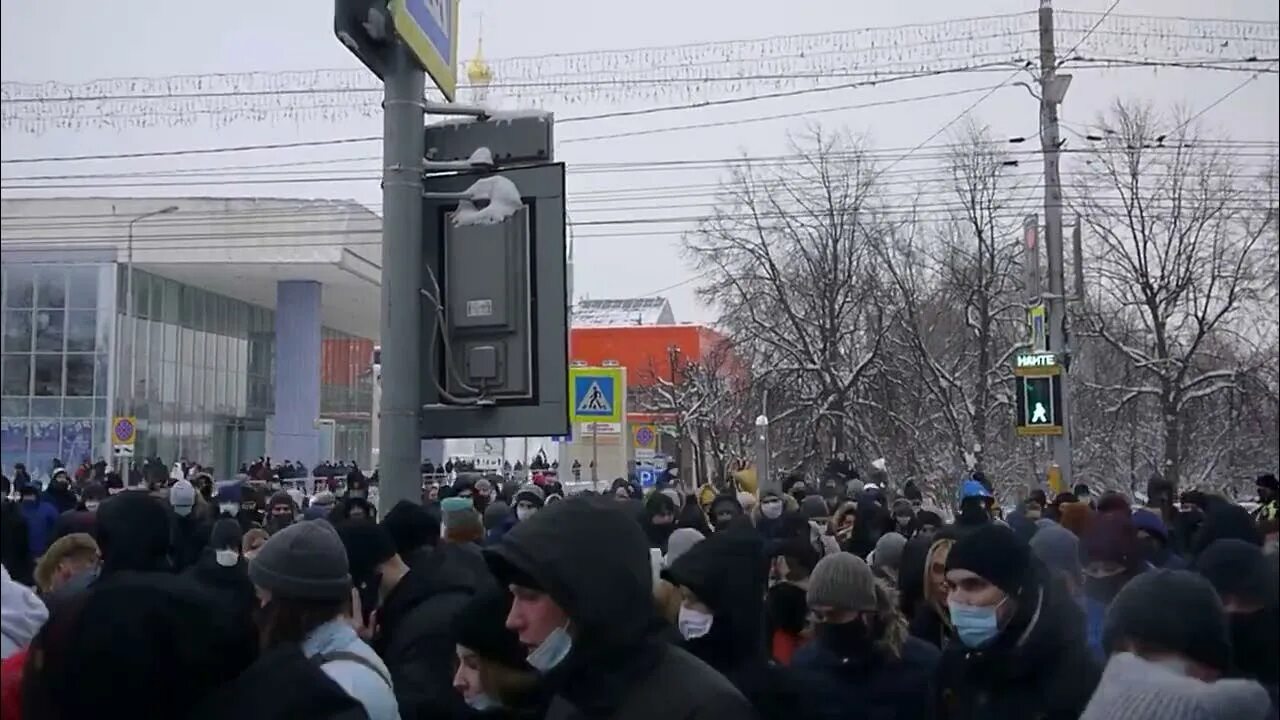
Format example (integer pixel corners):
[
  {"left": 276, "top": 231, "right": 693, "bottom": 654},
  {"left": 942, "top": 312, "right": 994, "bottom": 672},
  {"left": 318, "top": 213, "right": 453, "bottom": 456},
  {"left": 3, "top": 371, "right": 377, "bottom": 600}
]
[
  {"left": 1030, "top": 522, "right": 1082, "bottom": 578},
  {"left": 248, "top": 519, "right": 351, "bottom": 600},
  {"left": 800, "top": 495, "right": 830, "bottom": 520},
  {"left": 1081, "top": 652, "right": 1271, "bottom": 720},
  {"left": 872, "top": 532, "right": 907, "bottom": 574},
  {"left": 664, "top": 528, "right": 705, "bottom": 568},
  {"left": 807, "top": 551, "right": 876, "bottom": 612}
]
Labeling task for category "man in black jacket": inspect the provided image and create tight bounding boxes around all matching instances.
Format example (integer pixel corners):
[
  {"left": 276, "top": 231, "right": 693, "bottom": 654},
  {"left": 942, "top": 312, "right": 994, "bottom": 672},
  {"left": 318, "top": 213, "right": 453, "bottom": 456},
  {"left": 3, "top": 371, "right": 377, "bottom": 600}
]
[
  {"left": 338, "top": 519, "right": 492, "bottom": 719},
  {"left": 484, "top": 494, "right": 757, "bottom": 720}
]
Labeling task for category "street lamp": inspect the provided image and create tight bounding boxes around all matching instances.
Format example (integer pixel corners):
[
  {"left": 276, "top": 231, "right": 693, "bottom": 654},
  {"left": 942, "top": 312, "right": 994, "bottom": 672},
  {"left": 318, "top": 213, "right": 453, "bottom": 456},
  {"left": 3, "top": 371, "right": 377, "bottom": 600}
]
[
  {"left": 755, "top": 413, "right": 773, "bottom": 495},
  {"left": 124, "top": 205, "right": 178, "bottom": 417}
]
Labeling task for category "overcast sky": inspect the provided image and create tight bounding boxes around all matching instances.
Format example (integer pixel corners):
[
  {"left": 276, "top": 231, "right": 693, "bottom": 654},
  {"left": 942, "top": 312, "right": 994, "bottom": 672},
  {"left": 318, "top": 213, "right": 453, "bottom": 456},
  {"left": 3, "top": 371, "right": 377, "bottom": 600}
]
[{"left": 2, "top": 0, "right": 1276, "bottom": 326}]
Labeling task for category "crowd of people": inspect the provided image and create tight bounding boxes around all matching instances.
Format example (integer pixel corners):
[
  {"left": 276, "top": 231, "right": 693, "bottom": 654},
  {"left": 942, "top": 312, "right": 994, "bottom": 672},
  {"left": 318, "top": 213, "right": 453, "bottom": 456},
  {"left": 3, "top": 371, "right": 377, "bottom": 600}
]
[{"left": 0, "top": 457, "right": 1276, "bottom": 720}]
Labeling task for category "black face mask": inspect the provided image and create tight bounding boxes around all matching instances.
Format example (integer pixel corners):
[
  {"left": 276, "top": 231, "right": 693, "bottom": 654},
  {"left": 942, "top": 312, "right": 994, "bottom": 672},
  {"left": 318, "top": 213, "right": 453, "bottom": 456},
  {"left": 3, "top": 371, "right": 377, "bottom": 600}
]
[
  {"left": 1084, "top": 573, "right": 1129, "bottom": 603},
  {"left": 817, "top": 619, "right": 875, "bottom": 658}
]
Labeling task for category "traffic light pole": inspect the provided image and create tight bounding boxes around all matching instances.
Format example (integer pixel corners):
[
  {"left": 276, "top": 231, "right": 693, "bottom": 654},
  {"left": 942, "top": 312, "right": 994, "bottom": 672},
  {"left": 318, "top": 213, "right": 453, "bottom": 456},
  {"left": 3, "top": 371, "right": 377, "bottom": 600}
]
[
  {"left": 379, "top": 42, "right": 426, "bottom": 512},
  {"left": 1038, "top": 1, "right": 1074, "bottom": 488}
]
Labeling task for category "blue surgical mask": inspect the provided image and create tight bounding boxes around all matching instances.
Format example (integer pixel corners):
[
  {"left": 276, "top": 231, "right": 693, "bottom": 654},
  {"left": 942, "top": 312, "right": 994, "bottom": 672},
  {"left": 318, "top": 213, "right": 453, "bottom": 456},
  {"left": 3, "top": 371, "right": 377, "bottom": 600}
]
[
  {"left": 526, "top": 624, "right": 573, "bottom": 673},
  {"left": 466, "top": 693, "right": 500, "bottom": 711},
  {"left": 948, "top": 599, "right": 1004, "bottom": 648}
]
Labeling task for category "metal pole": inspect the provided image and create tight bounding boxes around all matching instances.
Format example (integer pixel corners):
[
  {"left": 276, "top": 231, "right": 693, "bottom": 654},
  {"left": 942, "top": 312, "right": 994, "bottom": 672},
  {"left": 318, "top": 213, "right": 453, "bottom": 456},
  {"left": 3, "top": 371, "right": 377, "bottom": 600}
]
[
  {"left": 379, "top": 43, "right": 426, "bottom": 510},
  {"left": 591, "top": 423, "right": 599, "bottom": 491},
  {"left": 755, "top": 414, "right": 774, "bottom": 496},
  {"left": 1038, "top": 1, "right": 1073, "bottom": 488},
  {"left": 122, "top": 206, "right": 177, "bottom": 460}
]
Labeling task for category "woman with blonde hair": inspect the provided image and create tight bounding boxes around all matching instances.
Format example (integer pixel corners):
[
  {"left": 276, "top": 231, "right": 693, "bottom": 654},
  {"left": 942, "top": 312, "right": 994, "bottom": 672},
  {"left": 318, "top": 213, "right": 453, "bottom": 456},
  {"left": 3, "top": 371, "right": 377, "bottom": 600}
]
[{"left": 452, "top": 586, "right": 547, "bottom": 718}]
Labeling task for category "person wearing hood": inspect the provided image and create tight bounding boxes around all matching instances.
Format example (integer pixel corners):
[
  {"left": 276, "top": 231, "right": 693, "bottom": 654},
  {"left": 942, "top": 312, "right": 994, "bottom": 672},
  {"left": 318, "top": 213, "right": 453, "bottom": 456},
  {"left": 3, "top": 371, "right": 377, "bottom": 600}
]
[
  {"left": 95, "top": 489, "right": 174, "bottom": 577},
  {"left": 1088, "top": 569, "right": 1273, "bottom": 720},
  {"left": 265, "top": 490, "right": 298, "bottom": 534},
  {"left": 185, "top": 518, "right": 256, "bottom": 626},
  {"left": 453, "top": 585, "right": 548, "bottom": 718},
  {"left": 249, "top": 520, "right": 399, "bottom": 719},
  {"left": 663, "top": 518, "right": 803, "bottom": 719},
  {"left": 0, "top": 564, "right": 47, "bottom": 659},
  {"left": 484, "top": 494, "right": 756, "bottom": 720},
  {"left": 1132, "top": 507, "right": 1189, "bottom": 569},
  {"left": 1080, "top": 511, "right": 1149, "bottom": 660},
  {"left": 799, "top": 495, "right": 839, "bottom": 556},
  {"left": 895, "top": 534, "right": 933, "bottom": 623},
  {"left": 707, "top": 493, "right": 745, "bottom": 532},
  {"left": 934, "top": 523, "right": 1099, "bottom": 719},
  {"left": 1029, "top": 522, "right": 1085, "bottom": 607},
  {"left": 17, "top": 484, "right": 58, "bottom": 559},
  {"left": 1194, "top": 539, "right": 1280, "bottom": 700},
  {"left": 20, "top": 570, "right": 259, "bottom": 719},
  {"left": 641, "top": 490, "right": 679, "bottom": 553},
  {"left": 908, "top": 526, "right": 967, "bottom": 649},
  {"left": 889, "top": 499, "right": 917, "bottom": 537},
  {"left": 765, "top": 538, "right": 818, "bottom": 666},
  {"left": 791, "top": 552, "right": 939, "bottom": 720},
  {"left": 339, "top": 519, "right": 490, "bottom": 720},
  {"left": 754, "top": 490, "right": 790, "bottom": 538},
  {"left": 42, "top": 469, "right": 78, "bottom": 515},
  {"left": 1191, "top": 502, "right": 1264, "bottom": 557}
]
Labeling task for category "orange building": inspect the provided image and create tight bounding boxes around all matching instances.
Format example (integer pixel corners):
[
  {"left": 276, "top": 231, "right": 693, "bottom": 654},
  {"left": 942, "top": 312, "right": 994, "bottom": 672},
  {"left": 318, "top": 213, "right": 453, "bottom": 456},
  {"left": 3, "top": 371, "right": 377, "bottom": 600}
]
[{"left": 569, "top": 323, "right": 735, "bottom": 423}]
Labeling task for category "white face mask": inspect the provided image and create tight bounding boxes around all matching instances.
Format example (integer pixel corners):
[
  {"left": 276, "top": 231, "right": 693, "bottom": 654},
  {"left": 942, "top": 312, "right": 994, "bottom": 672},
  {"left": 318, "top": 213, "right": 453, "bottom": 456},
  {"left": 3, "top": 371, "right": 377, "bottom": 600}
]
[
  {"left": 516, "top": 506, "right": 536, "bottom": 521},
  {"left": 219, "top": 503, "right": 238, "bottom": 516},
  {"left": 174, "top": 504, "right": 193, "bottom": 517},
  {"left": 677, "top": 604, "right": 714, "bottom": 640},
  {"left": 761, "top": 500, "right": 783, "bottom": 519},
  {"left": 214, "top": 549, "right": 239, "bottom": 567},
  {"left": 85, "top": 500, "right": 100, "bottom": 512}
]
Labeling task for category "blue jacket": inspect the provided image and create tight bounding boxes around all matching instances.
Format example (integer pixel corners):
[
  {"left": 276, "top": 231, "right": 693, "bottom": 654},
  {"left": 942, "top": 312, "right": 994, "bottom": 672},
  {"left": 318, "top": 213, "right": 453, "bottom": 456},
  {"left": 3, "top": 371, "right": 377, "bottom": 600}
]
[
  {"left": 18, "top": 499, "right": 59, "bottom": 556},
  {"left": 302, "top": 618, "right": 401, "bottom": 720}
]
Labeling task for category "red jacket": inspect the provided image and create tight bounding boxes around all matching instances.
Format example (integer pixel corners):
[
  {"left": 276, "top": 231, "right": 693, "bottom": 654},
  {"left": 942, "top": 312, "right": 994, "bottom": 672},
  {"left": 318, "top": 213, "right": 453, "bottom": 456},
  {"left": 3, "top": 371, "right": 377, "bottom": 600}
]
[{"left": 1, "top": 647, "right": 27, "bottom": 719}]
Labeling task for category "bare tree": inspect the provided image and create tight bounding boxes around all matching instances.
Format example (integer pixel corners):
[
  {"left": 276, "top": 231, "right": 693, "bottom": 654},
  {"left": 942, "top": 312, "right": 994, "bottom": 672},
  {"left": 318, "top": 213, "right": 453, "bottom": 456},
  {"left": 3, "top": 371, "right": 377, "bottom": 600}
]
[
  {"left": 684, "top": 127, "right": 890, "bottom": 468},
  {"left": 1074, "top": 100, "right": 1276, "bottom": 489}
]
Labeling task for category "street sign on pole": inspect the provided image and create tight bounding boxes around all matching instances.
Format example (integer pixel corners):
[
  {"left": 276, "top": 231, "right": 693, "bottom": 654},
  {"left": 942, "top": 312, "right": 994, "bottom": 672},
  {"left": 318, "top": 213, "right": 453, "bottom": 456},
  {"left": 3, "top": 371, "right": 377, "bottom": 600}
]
[
  {"left": 568, "top": 367, "right": 624, "bottom": 425},
  {"left": 112, "top": 416, "right": 137, "bottom": 456},
  {"left": 389, "top": 0, "right": 459, "bottom": 101}
]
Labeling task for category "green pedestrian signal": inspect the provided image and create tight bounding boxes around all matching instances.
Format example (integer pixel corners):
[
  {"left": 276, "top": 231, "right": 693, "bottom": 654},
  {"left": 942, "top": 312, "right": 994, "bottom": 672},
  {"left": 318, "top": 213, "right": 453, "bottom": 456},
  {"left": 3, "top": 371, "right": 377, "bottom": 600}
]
[{"left": 1013, "top": 354, "right": 1064, "bottom": 437}]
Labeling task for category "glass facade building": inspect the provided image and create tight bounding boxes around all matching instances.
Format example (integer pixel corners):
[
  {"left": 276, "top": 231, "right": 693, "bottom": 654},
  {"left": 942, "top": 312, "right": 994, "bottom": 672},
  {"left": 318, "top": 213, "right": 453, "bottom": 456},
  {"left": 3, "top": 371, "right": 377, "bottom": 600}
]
[{"left": 1, "top": 261, "right": 373, "bottom": 478}]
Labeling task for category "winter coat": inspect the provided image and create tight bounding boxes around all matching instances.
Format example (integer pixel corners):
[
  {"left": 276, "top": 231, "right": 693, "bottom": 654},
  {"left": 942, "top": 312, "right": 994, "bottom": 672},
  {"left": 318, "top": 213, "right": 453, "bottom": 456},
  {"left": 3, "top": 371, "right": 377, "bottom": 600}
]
[
  {"left": 96, "top": 491, "right": 174, "bottom": 576},
  {"left": 189, "top": 642, "right": 371, "bottom": 720},
  {"left": 370, "top": 543, "right": 495, "bottom": 720},
  {"left": 665, "top": 518, "right": 810, "bottom": 720},
  {"left": 484, "top": 494, "right": 758, "bottom": 720},
  {"left": 304, "top": 618, "right": 400, "bottom": 720},
  {"left": 0, "top": 565, "right": 46, "bottom": 658},
  {"left": 934, "top": 575, "right": 1100, "bottom": 720},
  {"left": 792, "top": 632, "right": 940, "bottom": 720},
  {"left": 171, "top": 513, "right": 211, "bottom": 572},
  {"left": 43, "top": 485, "right": 78, "bottom": 515},
  {"left": 17, "top": 499, "right": 58, "bottom": 557},
  {"left": 184, "top": 551, "right": 257, "bottom": 625}
]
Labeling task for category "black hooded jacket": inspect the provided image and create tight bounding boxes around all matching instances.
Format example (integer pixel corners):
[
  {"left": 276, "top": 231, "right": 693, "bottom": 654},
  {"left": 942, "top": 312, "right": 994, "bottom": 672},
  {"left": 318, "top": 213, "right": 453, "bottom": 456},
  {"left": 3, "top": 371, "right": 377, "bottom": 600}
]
[
  {"left": 664, "top": 519, "right": 811, "bottom": 720},
  {"left": 189, "top": 643, "right": 370, "bottom": 720},
  {"left": 934, "top": 571, "right": 1100, "bottom": 720},
  {"left": 371, "top": 542, "right": 496, "bottom": 720},
  {"left": 96, "top": 491, "right": 174, "bottom": 576},
  {"left": 485, "top": 495, "right": 757, "bottom": 720}
]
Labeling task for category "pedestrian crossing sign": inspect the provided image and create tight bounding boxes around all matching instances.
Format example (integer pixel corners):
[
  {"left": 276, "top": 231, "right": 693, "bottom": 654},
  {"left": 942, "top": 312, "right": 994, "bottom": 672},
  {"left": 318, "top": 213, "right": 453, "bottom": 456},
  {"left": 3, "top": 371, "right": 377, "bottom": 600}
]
[{"left": 569, "top": 367, "right": 624, "bottom": 424}]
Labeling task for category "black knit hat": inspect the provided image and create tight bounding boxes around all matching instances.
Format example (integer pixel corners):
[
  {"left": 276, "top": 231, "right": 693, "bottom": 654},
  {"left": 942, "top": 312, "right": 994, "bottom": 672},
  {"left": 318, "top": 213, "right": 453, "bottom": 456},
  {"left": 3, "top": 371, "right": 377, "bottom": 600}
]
[
  {"left": 336, "top": 519, "right": 397, "bottom": 586},
  {"left": 945, "top": 523, "right": 1033, "bottom": 597},
  {"left": 1194, "top": 539, "right": 1274, "bottom": 605},
  {"left": 1103, "top": 569, "right": 1233, "bottom": 673},
  {"left": 454, "top": 585, "right": 532, "bottom": 671},
  {"left": 381, "top": 500, "right": 439, "bottom": 558},
  {"left": 209, "top": 518, "right": 243, "bottom": 552}
]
